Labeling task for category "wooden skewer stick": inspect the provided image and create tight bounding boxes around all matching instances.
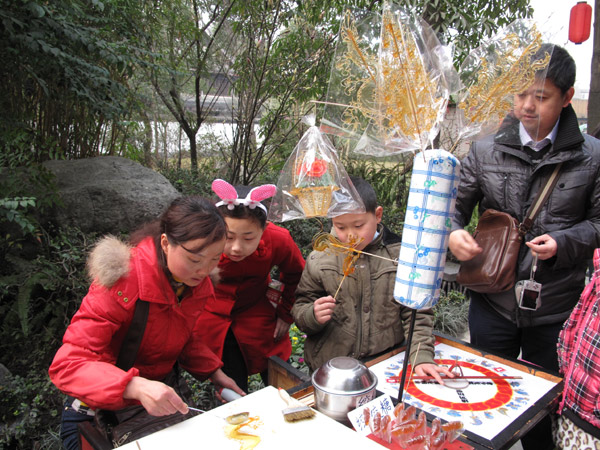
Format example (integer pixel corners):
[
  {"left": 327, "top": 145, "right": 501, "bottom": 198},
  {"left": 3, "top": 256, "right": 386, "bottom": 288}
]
[
  {"left": 333, "top": 273, "right": 348, "bottom": 301},
  {"left": 388, "top": 375, "right": 522, "bottom": 382},
  {"left": 328, "top": 242, "right": 397, "bottom": 263},
  {"left": 310, "top": 99, "right": 358, "bottom": 109}
]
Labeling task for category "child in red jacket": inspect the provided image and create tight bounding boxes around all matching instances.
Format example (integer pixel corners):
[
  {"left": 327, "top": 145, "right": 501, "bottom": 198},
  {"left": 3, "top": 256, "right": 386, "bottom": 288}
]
[{"left": 196, "top": 179, "right": 305, "bottom": 392}]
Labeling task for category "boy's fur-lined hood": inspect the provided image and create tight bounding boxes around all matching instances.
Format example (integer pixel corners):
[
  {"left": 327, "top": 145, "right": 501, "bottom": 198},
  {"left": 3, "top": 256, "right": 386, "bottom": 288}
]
[{"left": 87, "top": 236, "right": 132, "bottom": 288}]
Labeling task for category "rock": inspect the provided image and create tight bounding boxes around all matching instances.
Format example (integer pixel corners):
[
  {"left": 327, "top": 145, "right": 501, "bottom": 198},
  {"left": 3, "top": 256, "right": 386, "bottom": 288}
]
[
  {"left": 0, "top": 363, "right": 11, "bottom": 384},
  {"left": 43, "top": 156, "right": 180, "bottom": 234}
]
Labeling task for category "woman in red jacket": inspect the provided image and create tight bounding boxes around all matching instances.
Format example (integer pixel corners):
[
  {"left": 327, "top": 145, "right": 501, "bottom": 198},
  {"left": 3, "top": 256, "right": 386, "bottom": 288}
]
[
  {"left": 49, "top": 196, "right": 244, "bottom": 450},
  {"left": 196, "top": 179, "right": 305, "bottom": 392}
]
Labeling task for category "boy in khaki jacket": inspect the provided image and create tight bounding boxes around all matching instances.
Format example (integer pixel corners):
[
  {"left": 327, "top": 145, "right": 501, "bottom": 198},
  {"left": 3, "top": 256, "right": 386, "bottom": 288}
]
[{"left": 292, "top": 177, "right": 452, "bottom": 383}]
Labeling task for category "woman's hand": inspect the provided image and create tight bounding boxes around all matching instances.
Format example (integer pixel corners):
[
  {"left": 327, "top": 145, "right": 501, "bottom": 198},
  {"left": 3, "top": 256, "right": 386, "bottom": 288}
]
[
  {"left": 209, "top": 368, "right": 246, "bottom": 402},
  {"left": 123, "top": 376, "right": 188, "bottom": 416},
  {"left": 313, "top": 296, "right": 336, "bottom": 324},
  {"left": 413, "top": 363, "right": 455, "bottom": 386},
  {"left": 273, "top": 318, "right": 290, "bottom": 341}
]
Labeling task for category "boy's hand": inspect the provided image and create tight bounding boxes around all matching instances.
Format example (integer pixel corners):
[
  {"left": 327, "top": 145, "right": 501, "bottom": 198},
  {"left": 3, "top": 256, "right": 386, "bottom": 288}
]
[
  {"left": 313, "top": 295, "right": 336, "bottom": 324},
  {"left": 448, "top": 229, "right": 482, "bottom": 261},
  {"left": 413, "top": 363, "right": 455, "bottom": 386}
]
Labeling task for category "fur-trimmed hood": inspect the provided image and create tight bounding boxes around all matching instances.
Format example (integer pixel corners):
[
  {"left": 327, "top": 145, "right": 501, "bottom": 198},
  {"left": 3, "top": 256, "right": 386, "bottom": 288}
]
[{"left": 87, "top": 236, "right": 132, "bottom": 288}]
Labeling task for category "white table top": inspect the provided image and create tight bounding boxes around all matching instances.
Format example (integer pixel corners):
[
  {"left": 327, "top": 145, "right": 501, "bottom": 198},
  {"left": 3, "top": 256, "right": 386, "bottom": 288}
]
[{"left": 117, "top": 385, "right": 385, "bottom": 449}]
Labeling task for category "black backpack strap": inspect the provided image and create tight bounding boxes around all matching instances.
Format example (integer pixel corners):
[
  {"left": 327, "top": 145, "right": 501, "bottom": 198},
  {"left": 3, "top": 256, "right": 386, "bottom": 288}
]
[{"left": 115, "top": 300, "right": 150, "bottom": 371}]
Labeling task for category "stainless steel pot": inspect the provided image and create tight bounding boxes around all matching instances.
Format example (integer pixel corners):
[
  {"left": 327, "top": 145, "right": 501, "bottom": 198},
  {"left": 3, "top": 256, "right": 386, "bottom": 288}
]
[{"left": 311, "top": 356, "right": 378, "bottom": 425}]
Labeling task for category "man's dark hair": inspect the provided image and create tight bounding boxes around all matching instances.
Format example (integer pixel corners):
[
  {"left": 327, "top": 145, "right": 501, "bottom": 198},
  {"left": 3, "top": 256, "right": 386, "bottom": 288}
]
[
  {"left": 349, "top": 176, "right": 378, "bottom": 213},
  {"left": 535, "top": 43, "right": 576, "bottom": 94}
]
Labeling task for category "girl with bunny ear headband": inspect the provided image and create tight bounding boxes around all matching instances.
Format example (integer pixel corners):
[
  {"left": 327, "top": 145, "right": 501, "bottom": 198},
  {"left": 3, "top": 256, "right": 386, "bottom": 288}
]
[
  {"left": 202, "top": 178, "right": 305, "bottom": 392},
  {"left": 213, "top": 179, "right": 276, "bottom": 213}
]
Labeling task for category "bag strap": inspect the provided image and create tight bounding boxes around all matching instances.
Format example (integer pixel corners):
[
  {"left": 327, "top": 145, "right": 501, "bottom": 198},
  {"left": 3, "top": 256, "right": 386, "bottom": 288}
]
[
  {"left": 519, "top": 162, "right": 563, "bottom": 235},
  {"left": 115, "top": 300, "right": 150, "bottom": 371}
]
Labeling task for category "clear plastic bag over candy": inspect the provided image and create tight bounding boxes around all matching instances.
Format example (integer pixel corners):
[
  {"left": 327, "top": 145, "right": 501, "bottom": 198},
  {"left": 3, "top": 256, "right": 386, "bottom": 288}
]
[
  {"left": 451, "top": 20, "right": 551, "bottom": 147},
  {"left": 267, "top": 115, "right": 365, "bottom": 222},
  {"left": 320, "top": 4, "right": 454, "bottom": 156}
]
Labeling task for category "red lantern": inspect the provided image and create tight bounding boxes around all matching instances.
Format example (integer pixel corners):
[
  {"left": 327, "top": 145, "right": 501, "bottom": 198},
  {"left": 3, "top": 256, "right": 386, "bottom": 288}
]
[{"left": 569, "top": 1, "right": 592, "bottom": 44}]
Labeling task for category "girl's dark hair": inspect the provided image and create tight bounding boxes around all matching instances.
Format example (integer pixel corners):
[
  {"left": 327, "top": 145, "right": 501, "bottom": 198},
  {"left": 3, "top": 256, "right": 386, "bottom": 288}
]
[
  {"left": 130, "top": 196, "right": 226, "bottom": 270},
  {"left": 216, "top": 185, "right": 268, "bottom": 228}
]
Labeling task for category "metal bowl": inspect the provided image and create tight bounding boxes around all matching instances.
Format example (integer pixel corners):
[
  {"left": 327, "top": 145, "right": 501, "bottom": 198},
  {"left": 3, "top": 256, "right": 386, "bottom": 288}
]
[{"left": 311, "top": 357, "right": 378, "bottom": 425}]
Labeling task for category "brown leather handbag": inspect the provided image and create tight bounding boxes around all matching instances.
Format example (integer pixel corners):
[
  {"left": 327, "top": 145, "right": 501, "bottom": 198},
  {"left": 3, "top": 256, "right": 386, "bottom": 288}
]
[{"left": 456, "top": 163, "right": 562, "bottom": 293}]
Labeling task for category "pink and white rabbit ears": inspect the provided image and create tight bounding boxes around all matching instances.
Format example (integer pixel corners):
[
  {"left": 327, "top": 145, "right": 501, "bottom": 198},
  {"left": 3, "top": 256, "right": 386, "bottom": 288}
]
[{"left": 212, "top": 179, "right": 277, "bottom": 214}]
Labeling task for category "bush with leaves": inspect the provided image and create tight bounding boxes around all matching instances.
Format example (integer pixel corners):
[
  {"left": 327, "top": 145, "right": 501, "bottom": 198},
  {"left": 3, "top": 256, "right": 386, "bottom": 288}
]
[
  {"left": 289, "top": 324, "right": 309, "bottom": 373},
  {"left": 0, "top": 225, "right": 95, "bottom": 450},
  {"left": 0, "top": 371, "right": 63, "bottom": 450},
  {"left": 433, "top": 290, "right": 469, "bottom": 338}
]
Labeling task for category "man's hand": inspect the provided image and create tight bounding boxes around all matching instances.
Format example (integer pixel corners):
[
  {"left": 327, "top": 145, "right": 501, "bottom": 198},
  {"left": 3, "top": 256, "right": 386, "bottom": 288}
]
[
  {"left": 313, "top": 296, "right": 336, "bottom": 325},
  {"left": 123, "top": 376, "right": 188, "bottom": 416},
  {"left": 525, "top": 234, "right": 557, "bottom": 260},
  {"left": 413, "top": 363, "right": 455, "bottom": 386},
  {"left": 448, "top": 229, "right": 482, "bottom": 261}
]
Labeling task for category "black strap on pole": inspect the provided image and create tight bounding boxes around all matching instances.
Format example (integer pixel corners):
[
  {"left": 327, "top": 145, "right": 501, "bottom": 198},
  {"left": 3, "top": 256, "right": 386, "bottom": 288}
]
[{"left": 397, "top": 309, "right": 417, "bottom": 403}]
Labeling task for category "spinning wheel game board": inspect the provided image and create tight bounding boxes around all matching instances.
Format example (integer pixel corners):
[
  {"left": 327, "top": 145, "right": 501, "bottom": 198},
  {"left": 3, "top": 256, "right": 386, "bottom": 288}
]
[{"left": 368, "top": 336, "right": 563, "bottom": 449}]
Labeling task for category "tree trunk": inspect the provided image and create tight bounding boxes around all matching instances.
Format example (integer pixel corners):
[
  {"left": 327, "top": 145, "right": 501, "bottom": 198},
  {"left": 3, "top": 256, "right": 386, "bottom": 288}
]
[
  {"left": 588, "top": 0, "right": 600, "bottom": 136},
  {"left": 142, "top": 113, "right": 153, "bottom": 167}
]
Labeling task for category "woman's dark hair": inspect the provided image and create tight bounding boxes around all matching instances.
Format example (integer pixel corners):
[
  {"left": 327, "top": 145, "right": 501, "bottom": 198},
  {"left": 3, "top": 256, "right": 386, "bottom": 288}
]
[
  {"left": 130, "top": 196, "right": 226, "bottom": 270},
  {"left": 216, "top": 185, "right": 268, "bottom": 228}
]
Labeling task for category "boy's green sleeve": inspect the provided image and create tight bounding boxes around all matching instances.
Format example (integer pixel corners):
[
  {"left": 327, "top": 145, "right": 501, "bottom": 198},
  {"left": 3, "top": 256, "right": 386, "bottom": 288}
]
[
  {"left": 400, "top": 307, "right": 436, "bottom": 366},
  {"left": 291, "top": 253, "right": 328, "bottom": 335}
]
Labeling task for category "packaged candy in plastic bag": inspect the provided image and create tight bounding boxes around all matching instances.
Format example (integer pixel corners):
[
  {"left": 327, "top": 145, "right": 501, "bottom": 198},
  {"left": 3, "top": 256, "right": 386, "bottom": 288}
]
[{"left": 268, "top": 115, "right": 365, "bottom": 222}]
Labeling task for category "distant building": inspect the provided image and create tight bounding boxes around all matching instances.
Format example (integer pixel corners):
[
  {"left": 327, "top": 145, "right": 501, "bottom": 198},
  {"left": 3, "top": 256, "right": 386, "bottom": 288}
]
[{"left": 571, "top": 98, "right": 588, "bottom": 128}]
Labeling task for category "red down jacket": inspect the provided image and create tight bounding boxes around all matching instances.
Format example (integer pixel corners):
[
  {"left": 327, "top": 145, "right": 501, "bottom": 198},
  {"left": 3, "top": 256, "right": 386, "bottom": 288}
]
[{"left": 48, "top": 236, "right": 222, "bottom": 411}]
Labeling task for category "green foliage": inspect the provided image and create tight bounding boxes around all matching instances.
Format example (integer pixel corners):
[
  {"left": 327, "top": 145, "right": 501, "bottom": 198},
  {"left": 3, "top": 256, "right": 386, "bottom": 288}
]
[
  {"left": 181, "top": 372, "right": 221, "bottom": 411},
  {"left": 433, "top": 290, "right": 469, "bottom": 337},
  {"left": 399, "top": 0, "right": 533, "bottom": 66},
  {"left": 0, "top": 226, "right": 94, "bottom": 371},
  {"left": 279, "top": 218, "right": 326, "bottom": 258},
  {"left": 0, "top": 197, "right": 37, "bottom": 237},
  {"left": 289, "top": 324, "right": 309, "bottom": 373},
  {"left": 465, "top": 206, "right": 480, "bottom": 235},
  {"left": 158, "top": 162, "right": 218, "bottom": 196},
  {"left": 0, "top": 130, "right": 60, "bottom": 254},
  {"left": 0, "top": 225, "right": 94, "bottom": 449},
  {"left": 344, "top": 157, "right": 411, "bottom": 209},
  {"left": 0, "top": 0, "right": 146, "bottom": 160},
  {"left": 0, "top": 371, "right": 62, "bottom": 450}
]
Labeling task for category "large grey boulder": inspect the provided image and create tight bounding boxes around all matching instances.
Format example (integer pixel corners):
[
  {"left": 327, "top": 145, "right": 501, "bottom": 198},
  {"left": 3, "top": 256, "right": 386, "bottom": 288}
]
[{"left": 43, "top": 156, "right": 180, "bottom": 234}]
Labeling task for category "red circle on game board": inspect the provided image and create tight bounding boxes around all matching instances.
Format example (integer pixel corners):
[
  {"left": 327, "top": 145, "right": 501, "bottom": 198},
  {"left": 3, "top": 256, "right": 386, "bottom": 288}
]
[{"left": 406, "top": 359, "right": 513, "bottom": 411}]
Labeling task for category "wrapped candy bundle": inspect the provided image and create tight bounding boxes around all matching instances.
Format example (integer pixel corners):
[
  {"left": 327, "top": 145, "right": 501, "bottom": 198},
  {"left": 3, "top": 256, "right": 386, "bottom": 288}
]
[
  {"left": 321, "top": 4, "right": 458, "bottom": 310},
  {"left": 451, "top": 20, "right": 551, "bottom": 147},
  {"left": 268, "top": 115, "right": 364, "bottom": 222},
  {"left": 290, "top": 156, "right": 338, "bottom": 218}
]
